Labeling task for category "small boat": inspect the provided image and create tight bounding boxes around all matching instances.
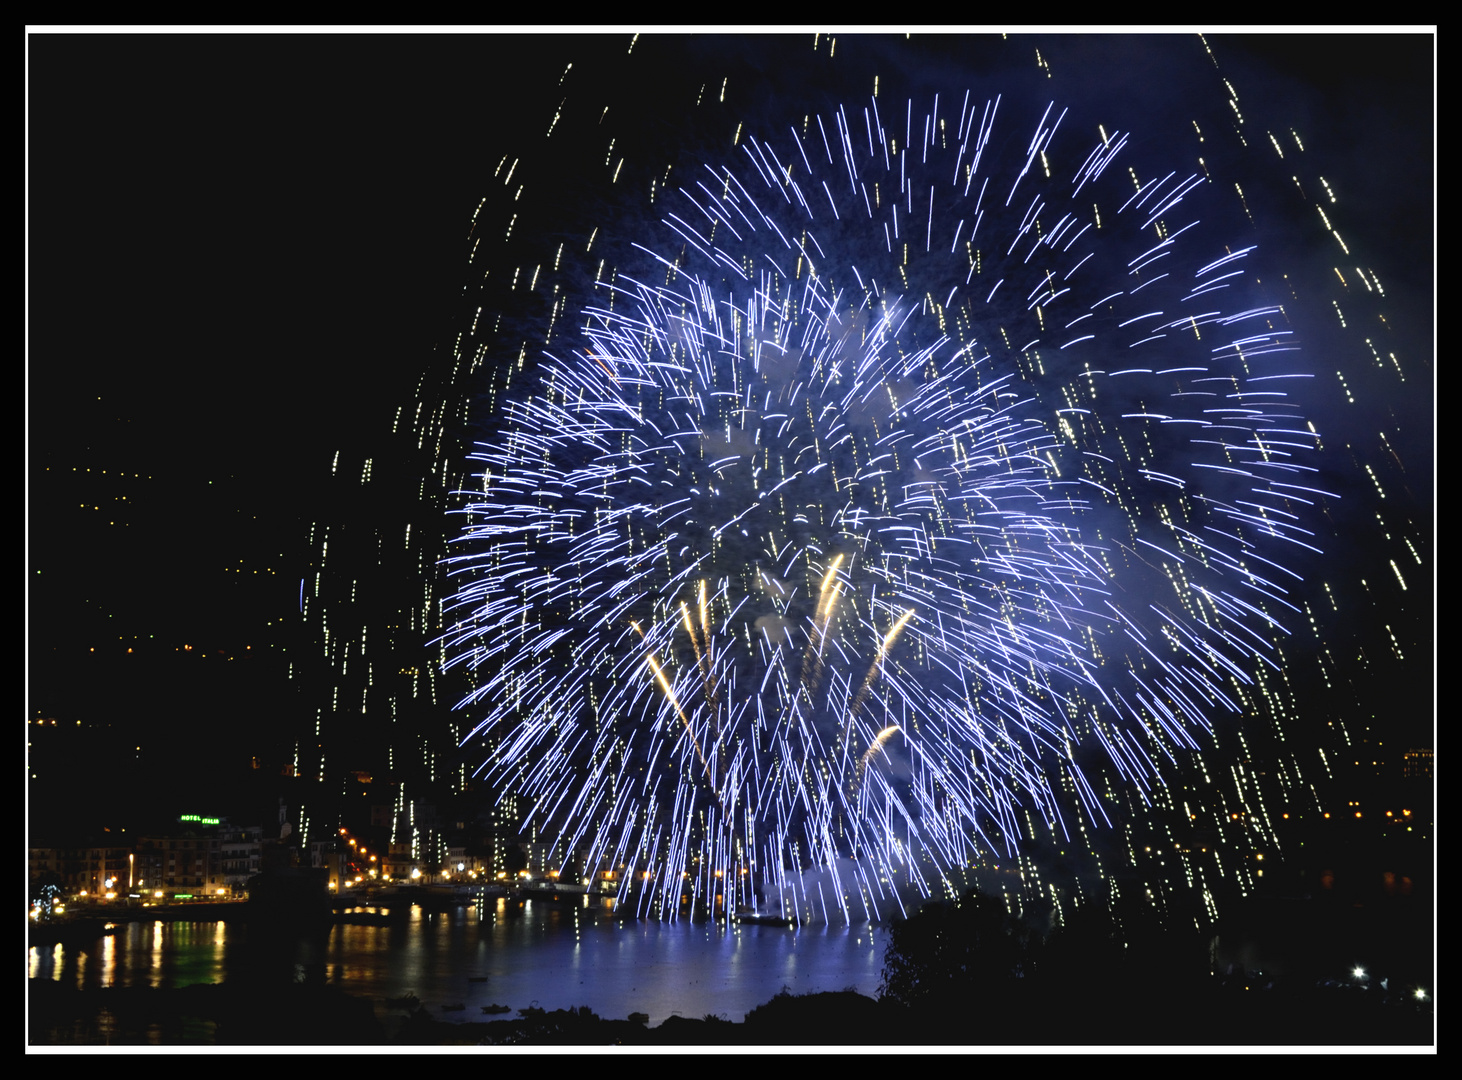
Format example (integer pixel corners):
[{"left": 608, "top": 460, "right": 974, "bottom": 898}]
[
  {"left": 481, "top": 1003, "right": 511, "bottom": 1015},
  {"left": 734, "top": 907, "right": 796, "bottom": 927}
]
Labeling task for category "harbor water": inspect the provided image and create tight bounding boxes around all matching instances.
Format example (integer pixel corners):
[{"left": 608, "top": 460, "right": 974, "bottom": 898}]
[{"left": 29, "top": 895, "right": 889, "bottom": 1034}]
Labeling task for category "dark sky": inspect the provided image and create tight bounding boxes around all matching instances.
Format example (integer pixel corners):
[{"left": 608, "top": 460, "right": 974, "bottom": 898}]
[{"left": 27, "top": 30, "right": 1434, "bottom": 770}]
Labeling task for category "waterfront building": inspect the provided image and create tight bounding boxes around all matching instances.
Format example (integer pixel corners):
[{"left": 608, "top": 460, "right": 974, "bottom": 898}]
[
  {"left": 219, "top": 824, "right": 265, "bottom": 896},
  {"left": 135, "top": 833, "right": 223, "bottom": 899}
]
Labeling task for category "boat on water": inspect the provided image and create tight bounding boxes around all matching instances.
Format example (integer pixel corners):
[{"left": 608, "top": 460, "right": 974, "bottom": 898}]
[
  {"left": 733, "top": 907, "right": 797, "bottom": 928},
  {"left": 422, "top": 883, "right": 479, "bottom": 900}
]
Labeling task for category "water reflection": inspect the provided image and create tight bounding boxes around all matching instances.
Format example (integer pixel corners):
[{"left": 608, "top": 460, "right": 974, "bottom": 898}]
[
  {"left": 28, "top": 903, "right": 886, "bottom": 1025},
  {"left": 28, "top": 942, "right": 64, "bottom": 981},
  {"left": 29, "top": 921, "right": 246, "bottom": 991}
]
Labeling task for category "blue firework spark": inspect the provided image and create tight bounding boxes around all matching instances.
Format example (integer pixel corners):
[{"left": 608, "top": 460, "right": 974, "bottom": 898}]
[{"left": 442, "top": 86, "right": 1321, "bottom": 922}]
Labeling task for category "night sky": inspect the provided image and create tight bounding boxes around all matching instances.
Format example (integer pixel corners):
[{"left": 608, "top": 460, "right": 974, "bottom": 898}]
[{"left": 27, "top": 31, "right": 1433, "bottom": 828}]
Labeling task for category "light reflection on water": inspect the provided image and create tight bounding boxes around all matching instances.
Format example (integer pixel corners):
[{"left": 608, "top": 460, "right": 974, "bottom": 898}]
[
  {"left": 29, "top": 920, "right": 234, "bottom": 990},
  {"left": 28, "top": 899, "right": 888, "bottom": 1025}
]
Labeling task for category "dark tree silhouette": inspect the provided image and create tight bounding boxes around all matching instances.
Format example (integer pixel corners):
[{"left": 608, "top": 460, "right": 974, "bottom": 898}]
[{"left": 879, "top": 890, "right": 1031, "bottom": 1011}]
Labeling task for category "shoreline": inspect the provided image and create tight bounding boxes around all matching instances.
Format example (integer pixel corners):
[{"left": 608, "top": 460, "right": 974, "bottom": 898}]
[{"left": 30, "top": 974, "right": 1435, "bottom": 1048}]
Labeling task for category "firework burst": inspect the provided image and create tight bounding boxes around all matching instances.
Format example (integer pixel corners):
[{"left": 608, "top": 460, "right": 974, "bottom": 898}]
[{"left": 443, "top": 86, "right": 1321, "bottom": 923}]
